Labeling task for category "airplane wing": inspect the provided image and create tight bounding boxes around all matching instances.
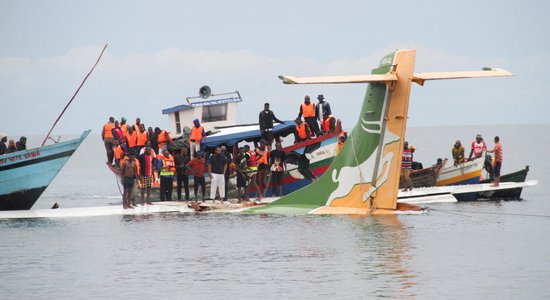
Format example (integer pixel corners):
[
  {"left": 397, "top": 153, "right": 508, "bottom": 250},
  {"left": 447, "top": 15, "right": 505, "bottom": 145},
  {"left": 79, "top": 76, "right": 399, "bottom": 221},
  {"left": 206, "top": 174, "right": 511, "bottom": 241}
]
[
  {"left": 279, "top": 73, "right": 397, "bottom": 84},
  {"left": 412, "top": 68, "right": 513, "bottom": 86}
]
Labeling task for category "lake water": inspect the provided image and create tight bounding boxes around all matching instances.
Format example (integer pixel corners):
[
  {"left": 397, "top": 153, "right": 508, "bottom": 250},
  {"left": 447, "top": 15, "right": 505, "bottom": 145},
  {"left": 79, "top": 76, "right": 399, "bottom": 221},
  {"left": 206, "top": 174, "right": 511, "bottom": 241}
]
[{"left": 1, "top": 124, "right": 549, "bottom": 299}]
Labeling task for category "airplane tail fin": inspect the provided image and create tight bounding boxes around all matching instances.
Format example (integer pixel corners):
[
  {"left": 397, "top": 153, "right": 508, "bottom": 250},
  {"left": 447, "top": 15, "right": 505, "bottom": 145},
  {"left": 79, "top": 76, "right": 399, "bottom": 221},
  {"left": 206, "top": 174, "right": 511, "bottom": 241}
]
[{"left": 252, "top": 50, "right": 512, "bottom": 215}]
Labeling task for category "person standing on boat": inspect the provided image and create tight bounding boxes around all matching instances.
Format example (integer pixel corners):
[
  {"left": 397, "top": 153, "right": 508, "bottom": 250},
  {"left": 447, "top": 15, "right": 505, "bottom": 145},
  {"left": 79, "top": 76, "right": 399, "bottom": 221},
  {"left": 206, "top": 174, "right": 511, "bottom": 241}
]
[
  {"left": 138, "top": 146, "right": 155, "bottom": 205},
  {"left": 189, "top": 119, "right": 205, "bottom": 158},
  {"left": 294, "top": 118, "right": 311, "bottom": 143},
  {"left": 452, "top": 140, "right": 465, "bottom": 166},
  {"left": 174, "top": 147, "right": 191, "bottom": 201},
  {"left": 158, "top": 150, "right": 176, "bottom": 201},
  {"left": 269, "top": 142, "right": 286, "bottom": 197},
  {"left": 298, "top": 95, "right": 322, "bottom": 137},
  {"left": 121, "top": 152, "right": 139, "bottom": 209},
  {"left": 111, "top": 120, "right": 126, "bottom": 151},
  {"left": 102, "top": 117, "right": 115, "bottom": 165},
  {"left": 401, "top": 141, "right": 413, "bottom": 192},
  {"left": 133, "top": 117, "right": 142, "bottom": 132},
  {"left": 315, "top": 94, "right": 332, "bottom": 128},
  {"left": 487, "top": 136, "right": 503, "bottom": 187},
  {"left": 221, "top": 145, "right": 233, "bottom": 201},
  {"left": 187, "top": 152, "right": 206, "bottom": 201},
  {"left": 208, "top": 147, "right": 227, "bottom": 202},
  {"left": 255, "top": 140, "right": 270, "bottom": 193},
  {"left": 259, "top": 102, "right": 284, "bottom": 145},
  {"left": 136, "top": 124, "right": 148, "bottom": 154},
  {"left": 468, "top": 134, "right": 487, "bottom": 161},
  {"left": 156, "top": 127, "right": 173, "bottom": 154},
  {"left": 147, "top": 127, "right": 159, "bottom": 154},
  {"left": 235, "top": 147, "right": 249, "bottom": 202},
  {"left": 120, "top": 117, "right": 129, "bottom": 136},
  {"left": 125, "top": 125, "right": 138, "bottom": 154}
]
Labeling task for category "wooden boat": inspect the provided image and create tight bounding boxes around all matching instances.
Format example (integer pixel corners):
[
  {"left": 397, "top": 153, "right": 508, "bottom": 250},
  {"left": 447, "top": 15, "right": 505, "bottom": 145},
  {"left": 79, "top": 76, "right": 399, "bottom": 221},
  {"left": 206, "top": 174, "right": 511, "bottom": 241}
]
[
  {"left": 0, "top": 130, "right": 91, "bottom": 210},
  {"left": 405, "top": 158, "right": 447, "bottom": 188},
  {"left": 477, "top": 166, "right": 530, "bottom": 199}
]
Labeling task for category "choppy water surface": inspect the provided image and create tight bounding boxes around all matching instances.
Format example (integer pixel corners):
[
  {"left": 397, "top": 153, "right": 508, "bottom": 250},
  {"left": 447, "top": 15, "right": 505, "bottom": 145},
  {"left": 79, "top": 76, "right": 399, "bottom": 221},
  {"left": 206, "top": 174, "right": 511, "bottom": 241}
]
[{"left": 1, "top": 124, "right": 549, "bottom": 299}]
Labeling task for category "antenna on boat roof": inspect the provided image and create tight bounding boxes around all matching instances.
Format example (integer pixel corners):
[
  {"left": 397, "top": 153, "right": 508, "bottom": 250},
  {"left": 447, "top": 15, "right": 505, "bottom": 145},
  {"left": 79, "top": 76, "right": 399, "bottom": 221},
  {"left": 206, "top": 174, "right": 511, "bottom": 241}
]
[{"left": 41, "top": 44, "right": 108, "bottom": 146}]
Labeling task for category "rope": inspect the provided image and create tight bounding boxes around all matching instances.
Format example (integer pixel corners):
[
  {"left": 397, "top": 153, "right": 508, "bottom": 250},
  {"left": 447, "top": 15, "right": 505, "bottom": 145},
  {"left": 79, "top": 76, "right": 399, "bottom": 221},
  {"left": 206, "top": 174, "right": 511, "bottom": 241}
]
[{"left": 432, "top": 208, "right": 550, "bottom": 219}]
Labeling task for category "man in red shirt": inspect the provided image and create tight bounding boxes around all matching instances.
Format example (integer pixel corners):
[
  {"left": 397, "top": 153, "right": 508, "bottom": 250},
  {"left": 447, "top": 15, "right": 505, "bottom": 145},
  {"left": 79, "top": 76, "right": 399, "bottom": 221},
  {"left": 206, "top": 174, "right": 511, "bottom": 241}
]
[
  {"left": 487, "top": 136, "right": 503, "bottom": 187},
  {"left": 187, "top": 152, "right": 206, "bottom": 201}
]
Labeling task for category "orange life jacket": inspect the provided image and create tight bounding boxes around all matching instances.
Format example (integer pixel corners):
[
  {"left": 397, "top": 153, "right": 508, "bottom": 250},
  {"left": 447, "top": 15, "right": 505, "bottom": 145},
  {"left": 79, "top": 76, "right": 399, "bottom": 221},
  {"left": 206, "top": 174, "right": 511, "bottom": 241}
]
[
  {"left": 158, "top": 130, "right": 172, "bottom": 146},
  {"left": 322, "top": 115, "right": 334, "bottom": 133},
  {"left": 113, "top": 145, "right": 124, "bottom": 160},
  {"left": 103, "top": 122, "right": 114, "bottom": 139},
  {"left": 126, "top": 131, "right": 138, "bottom": 148},
  {"left": 301, "top": 102, "right": 315, "bottom": 118},
  {"left": 121, "top": 124, "right": 128, "bottom": 136},
  {"left": 136, "top": 131, "right": 148, "bottom": 146},
  {"left": 160, "top": 154, "right": 175, "bottom": 176},
  {"left": 256, "top": 147, "right": 268, "bottom": 165},
  {"left": 190, "top": 126, "right": 204, "bottom": 143},
  {"left": 295, "top": 123, "right": 310, "bottom": 140},
  {"left": 247, "top": 150, "right": 258, "bottom": 167}
]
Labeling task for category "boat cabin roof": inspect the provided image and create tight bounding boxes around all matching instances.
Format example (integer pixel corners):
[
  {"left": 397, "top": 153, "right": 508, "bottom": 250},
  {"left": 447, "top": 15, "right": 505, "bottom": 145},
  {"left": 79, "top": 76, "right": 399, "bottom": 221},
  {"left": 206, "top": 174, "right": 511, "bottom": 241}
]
[{"left": 201, "top": 121, "right": 295, "bottom": 149}]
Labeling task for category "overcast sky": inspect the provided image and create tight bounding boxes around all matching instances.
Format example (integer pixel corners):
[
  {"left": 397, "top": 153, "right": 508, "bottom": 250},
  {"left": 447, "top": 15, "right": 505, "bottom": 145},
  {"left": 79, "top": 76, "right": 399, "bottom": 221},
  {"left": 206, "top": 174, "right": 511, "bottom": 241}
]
[{"left": 1, "top": 0, "right": 549, "bottom": 136}]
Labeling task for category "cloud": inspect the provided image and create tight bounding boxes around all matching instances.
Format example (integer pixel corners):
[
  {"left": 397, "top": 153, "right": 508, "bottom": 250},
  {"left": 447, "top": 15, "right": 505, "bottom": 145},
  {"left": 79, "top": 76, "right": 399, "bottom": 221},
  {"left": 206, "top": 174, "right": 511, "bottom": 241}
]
[{"left": 1, "top": 44, "right": 548, "bottom": 137}]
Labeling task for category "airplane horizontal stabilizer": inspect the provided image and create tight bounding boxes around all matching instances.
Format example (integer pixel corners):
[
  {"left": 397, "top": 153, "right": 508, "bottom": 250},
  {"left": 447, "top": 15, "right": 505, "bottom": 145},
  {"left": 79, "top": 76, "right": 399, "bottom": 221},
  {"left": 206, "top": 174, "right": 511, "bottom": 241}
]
[
  {"left": 278, "top": 73, "right": 397, "bottom": 84},
  {"left": 412, "top": 68, "right": 513, "bottom": 86}
]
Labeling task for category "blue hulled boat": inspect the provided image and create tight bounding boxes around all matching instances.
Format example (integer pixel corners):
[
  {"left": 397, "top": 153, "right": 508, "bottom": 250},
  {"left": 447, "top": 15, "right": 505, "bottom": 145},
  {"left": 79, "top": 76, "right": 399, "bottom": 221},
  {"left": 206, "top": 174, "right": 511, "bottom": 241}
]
[{"left": 0, "top": 130, "right": 91, "bottom": 210}]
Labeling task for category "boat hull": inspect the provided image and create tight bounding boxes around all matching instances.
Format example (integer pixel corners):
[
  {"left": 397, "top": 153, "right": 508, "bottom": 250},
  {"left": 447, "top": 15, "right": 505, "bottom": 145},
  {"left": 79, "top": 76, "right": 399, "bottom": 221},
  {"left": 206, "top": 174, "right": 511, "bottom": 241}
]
[
  {"left": 477, "top": 166, "right": 530, "bottom": 199},
  {"left": 0, "top": 130, "right": 91, "bottom": 210}
]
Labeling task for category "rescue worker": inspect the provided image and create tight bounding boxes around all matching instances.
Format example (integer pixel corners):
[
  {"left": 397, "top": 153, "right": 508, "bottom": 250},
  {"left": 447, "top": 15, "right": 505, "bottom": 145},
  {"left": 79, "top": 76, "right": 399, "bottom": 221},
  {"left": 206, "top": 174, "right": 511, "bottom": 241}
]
[
  {"left": 158, "top": 150, "right": 175, "bottom": 201},
  {"left": 452, "top": 140, "right": 465, "bottom": 166},
  {"left": 136, "top": 124, "right": 148, "bottom": 154},
  {"left": 125, "top": 125, "right": 138, "bottom": 153},
  {"left": 111, "top": 120, "right": 125, "bottom": 150},
  {"left": 255, "top": 140, "right": 269, "bottom": 192},
  {"left": 138, "top": 145, "right": 155, "bottom": 205},
  {"left": 321, "top": 112, "right": 336, "bottom": 134},
  {"left": 113, "top": 140, "right": 125, "bottom": 167},
  {"left": 294, "top": 118, "right": 311, "bottom": 143},
  {"left": 156, "top": 127, "right": 173, "bottom": 154},
  {"left": 259, "top": 102, "right": 284, "bottom": 145},
  {"left": 401, "top": 141, "right": 413, "bottom": 192},
  {"left": 120, "top": 117, "right": 129, "bottom": 136},
  {"left": 315, "top": 94, "right": 332, "bottom": 124},
  {"left": 189, "top": 119, "right": 205, "bottom": 158},
  {"left": 298, "top": 95, "right": 321, "bottom": 137},
  {"left": 244, "top": 144, "right": 263, "bottom": 200},
  {"left": 102, "top": 116, "right": 115, "bottom": 164},
  {"left": 468, "top": 134, "right": 487, "bottom": 160},
  {"left": 133, "top": 117, "right": 142, "bottom": 132}
]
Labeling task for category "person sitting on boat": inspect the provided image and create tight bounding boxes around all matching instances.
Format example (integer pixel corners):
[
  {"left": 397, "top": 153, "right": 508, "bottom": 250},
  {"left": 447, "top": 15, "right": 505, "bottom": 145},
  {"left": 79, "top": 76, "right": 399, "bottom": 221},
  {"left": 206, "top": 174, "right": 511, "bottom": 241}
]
[
  {"left": 321, "top": 112, "right": 336, "bottom": 134},
  {"left": 6, "top": 139, "right": 17, "bottom": 153},
  {"left": 125, "top": 125, "right": 139, "bottom": 154},
  {"left": 16, "top": 136, "right": 27, "bottom": 151},
  {"left": 294, "top": 118, "right": 311, "bottom": 144},
  {"left": 468, "top": 134, "right": 487, "bottom": 161},
  {"left": 259, "top": 102, "right": 284, "bottom": 146},
  {"left": 452, "top": 140, "right": 465, "bottom": 166},
  {"left": 189, "top": 119, "right": 205, "bottom": 158},
  {"left": 315, "top": 94, "right": 332, "bottom": 126},
  {"left": 401, "top": 141, "right": 413, "bottom": 192},
  {"left": 187, "top": 152, "right": 206, "bottom": 201},
  {"left": 298, "top": 95, "right": 322, "bottom": 137},
  {"left": 102, "top": 116, "right": 115, "bottom": 164},
  {"left": 336, "top": 131, "right": 348, "bottom": 156}
]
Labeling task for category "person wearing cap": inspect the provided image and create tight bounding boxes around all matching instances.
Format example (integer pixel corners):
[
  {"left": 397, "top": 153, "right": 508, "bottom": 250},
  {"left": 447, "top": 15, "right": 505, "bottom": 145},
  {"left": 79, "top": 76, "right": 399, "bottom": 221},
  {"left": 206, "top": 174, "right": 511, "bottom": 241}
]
[
  {"left": 0, "top": 133, "right": 8, "bottom": 155},
  {"left": 468, "top": 134, "right": 487, "bottom": 161},
  {"left": 452, "top": 140, "right": 465, "bottom": 166},
  {"left": 315, "top": 94, "right": 332, "bottom": 125},
  {"left": 259, "top": 102, "right": 284, "bottom": 145},
  {"left": 298, "top": 95, "right": 321, "bottom": 137}
]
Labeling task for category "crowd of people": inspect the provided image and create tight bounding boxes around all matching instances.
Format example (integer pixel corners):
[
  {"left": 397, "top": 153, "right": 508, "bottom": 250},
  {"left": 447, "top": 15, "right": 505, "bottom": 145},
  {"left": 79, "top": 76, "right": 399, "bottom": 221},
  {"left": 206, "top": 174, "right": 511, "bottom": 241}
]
[
  {"left": 401, "top": 133, "right": 504, "bottom": 192},
  {"left": 103, "top": 94, "right": 349, "bottom": 209},
  {"left": 0, "top": 133, "right": 27, "bottom": 155}
]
